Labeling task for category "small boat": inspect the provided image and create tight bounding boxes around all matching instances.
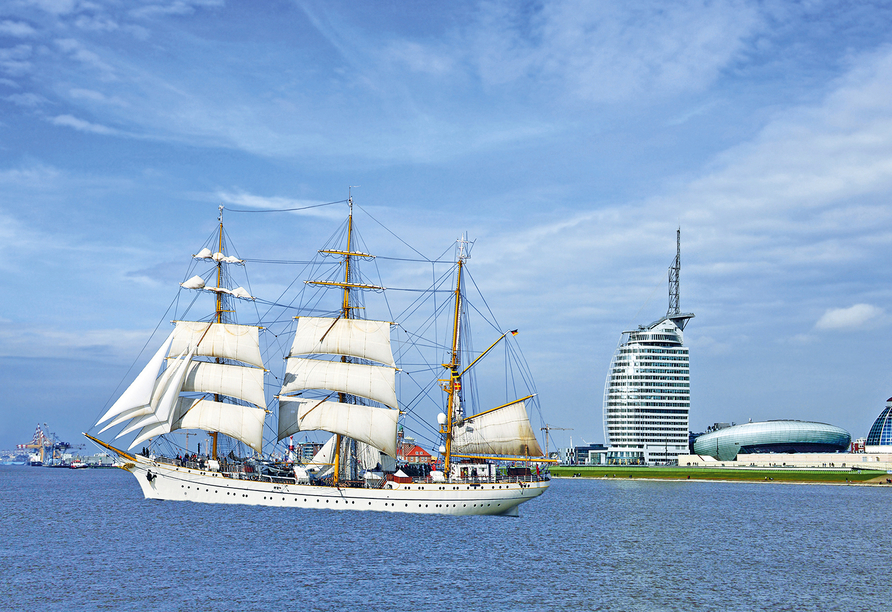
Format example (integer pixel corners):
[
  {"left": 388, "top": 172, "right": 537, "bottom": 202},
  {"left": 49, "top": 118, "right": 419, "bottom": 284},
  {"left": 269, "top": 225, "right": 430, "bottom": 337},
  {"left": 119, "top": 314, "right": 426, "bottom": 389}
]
[{"left": 87, "top": 199, "right": 550, "bottom": 515}]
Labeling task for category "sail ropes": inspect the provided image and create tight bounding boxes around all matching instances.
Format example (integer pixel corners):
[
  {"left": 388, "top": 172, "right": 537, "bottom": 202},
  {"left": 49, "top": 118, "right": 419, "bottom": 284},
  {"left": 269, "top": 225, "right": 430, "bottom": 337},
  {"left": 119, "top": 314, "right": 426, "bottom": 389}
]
[
  {"left": 95, "top": 321, "right": 267, "bottom": 453},
  {"left": 277, "top": 316, "right": 399, "bottom": 458}
]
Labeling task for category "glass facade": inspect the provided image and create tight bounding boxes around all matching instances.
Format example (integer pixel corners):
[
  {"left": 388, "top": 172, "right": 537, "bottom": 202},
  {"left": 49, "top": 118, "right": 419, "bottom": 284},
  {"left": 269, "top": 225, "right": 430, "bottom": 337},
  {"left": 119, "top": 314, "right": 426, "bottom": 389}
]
[
  {"left": 692, "top": 420, "right": 851, "bottom": 461},
  {"left": 866, "top": 399, "right": 892, "bottom": 450},
  {"left": 603, "top": 317, "right": 690, "bottom": 465}
]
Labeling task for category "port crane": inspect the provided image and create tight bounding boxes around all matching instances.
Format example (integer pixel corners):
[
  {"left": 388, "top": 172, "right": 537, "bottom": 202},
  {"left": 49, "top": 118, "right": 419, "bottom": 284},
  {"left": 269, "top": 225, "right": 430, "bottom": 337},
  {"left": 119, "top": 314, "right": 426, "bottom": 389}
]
[
  {"left": 16, "top": 424, "right": 73, "bottom": 465},
  {"left": 540, "top": 424, "right": 573, "bottom": 460}
]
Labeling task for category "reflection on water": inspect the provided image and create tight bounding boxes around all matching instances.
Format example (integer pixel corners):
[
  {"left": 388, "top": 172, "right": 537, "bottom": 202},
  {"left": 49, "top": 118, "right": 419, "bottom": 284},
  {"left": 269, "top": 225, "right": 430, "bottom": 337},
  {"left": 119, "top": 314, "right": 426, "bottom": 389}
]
[{"left": 2, "top": 466, "right": 890, "bottom": 611}]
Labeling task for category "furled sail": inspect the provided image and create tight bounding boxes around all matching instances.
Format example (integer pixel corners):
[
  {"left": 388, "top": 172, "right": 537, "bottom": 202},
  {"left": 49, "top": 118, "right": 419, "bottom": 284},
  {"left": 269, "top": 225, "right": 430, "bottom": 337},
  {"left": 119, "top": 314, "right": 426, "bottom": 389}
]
[
  {"left": 278, "top": 398, "right": 398, "bottom": 458},
  {"left": 169, "top": 321, "right": 264, "bottom": 369},
  {"left": 451, "top": 399, "right": 543, "bottom": 457},
  {"left": 357, "top": 441, "right": 396, "bottom": 472},
  {"left": 290, "top": 317, "right": 394, "bottom": 366},
  {"left": 281, "top": 358, "right": 398, "bottom": 410}
]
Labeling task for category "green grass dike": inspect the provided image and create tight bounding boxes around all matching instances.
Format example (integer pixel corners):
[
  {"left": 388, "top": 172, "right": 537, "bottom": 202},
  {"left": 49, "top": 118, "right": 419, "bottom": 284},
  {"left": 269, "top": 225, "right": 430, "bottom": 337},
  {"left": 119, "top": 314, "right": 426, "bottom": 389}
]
[{"left": 549, "top": 465, "right": 892, "bottom": 484}]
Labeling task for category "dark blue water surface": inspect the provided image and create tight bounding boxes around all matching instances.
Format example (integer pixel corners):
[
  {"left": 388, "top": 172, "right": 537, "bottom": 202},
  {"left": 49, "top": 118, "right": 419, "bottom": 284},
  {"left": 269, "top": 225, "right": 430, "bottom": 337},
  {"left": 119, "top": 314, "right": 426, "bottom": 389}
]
[{"left": 2, "top": 466, "right": 890, "bottom": 611}]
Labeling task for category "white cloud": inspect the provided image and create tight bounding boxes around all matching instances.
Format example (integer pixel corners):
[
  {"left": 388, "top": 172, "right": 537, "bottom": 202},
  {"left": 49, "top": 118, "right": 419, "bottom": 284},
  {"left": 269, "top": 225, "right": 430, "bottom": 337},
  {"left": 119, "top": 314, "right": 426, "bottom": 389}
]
[
  {"left": 73, "top": 15, "right": 120, "bottom": 32},
  {"left": 129, "top": 0, "right": 224, "bottom": 19},
  {"left": 55, "top": 37, "right": 116, "bottom": 78},
  {"left": 472, "top": 0, "right": 763, "bottom": 102},
  {"left": 0, "top": 44, "right": 32, "bottom": 76},
  {"left": 68, "top": 87, "right": 126, "bottom": 106},
  {"left": 383, "top": 41, "right": 455, "bottom": 76},
  {"left": 815, "top": 304, "right": 884, "bottom": 330},
  {"left": 6, "top": 92, "right": 47, "bottom": 106},
  {"left": 0, "top": 323, "right": 155, "bottom": 360},
  {"left": 0, "top": 20, "right": 37, "bottom": 37},
  {"left": 214, "top": 190, "right": 345, "bottom": 220},
  {"left": 23, "top": 0, "right": 79, "bottom": 15},
  {"left": 50, "top": 114, "right": 117, "bottom": 134}
]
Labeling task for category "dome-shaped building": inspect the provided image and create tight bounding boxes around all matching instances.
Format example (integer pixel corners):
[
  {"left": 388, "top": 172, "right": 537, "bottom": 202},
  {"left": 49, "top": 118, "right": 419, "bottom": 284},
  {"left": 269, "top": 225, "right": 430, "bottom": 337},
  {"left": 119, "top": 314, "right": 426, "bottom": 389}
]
[
  {"left": 865, "top": 398, "right": 892, "bottom": 452},
  {"left": 692, "top": 420, "right": 851, "bottom": 461}
]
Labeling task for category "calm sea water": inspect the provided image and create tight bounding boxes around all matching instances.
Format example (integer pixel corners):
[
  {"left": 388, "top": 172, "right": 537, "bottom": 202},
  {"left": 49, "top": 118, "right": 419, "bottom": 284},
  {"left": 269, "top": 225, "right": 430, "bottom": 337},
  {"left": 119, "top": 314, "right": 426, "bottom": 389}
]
[{"left": 1, "top": 466, "right": 890, "bottom": 611}]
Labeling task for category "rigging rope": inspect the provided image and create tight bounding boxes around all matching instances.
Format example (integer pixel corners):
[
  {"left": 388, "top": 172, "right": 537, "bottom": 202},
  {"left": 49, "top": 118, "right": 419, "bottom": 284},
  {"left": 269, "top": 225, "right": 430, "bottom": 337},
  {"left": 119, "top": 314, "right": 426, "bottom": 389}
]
[{"left": 222, "top": 199, "right": 346, "bottom": 213}]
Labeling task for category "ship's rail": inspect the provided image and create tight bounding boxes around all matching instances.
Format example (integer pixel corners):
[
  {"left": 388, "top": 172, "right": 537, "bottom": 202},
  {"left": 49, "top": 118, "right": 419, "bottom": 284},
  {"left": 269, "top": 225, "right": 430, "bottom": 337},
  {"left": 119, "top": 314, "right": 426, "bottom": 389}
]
[{"left": 149, "top": 454, "right": 550, "bottom": 486}]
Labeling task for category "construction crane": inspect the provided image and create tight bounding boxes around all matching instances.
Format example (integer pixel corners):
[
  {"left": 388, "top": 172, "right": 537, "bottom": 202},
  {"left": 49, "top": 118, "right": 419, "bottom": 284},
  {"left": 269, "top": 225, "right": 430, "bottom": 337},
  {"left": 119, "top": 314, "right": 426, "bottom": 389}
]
[
  {"left": 540, "top": 424, "right": 573, "bottom": 460},
  {"left": 16, "top": 424, "right": 72, "bottom": 466}
]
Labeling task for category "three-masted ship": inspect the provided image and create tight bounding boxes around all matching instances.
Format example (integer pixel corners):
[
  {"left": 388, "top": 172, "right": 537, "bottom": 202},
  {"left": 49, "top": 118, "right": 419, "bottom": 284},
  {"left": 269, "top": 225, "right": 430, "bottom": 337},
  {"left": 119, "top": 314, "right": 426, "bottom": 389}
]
[{"left": 86, "top": 200, "right": 550, "bottom": 516}]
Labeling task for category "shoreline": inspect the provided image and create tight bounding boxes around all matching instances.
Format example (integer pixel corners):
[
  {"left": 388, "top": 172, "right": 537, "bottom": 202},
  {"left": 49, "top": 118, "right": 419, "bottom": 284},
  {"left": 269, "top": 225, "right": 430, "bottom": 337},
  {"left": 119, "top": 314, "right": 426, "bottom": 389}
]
[{"left": 549, "top": 465, "right": 892, "bottom": 485}]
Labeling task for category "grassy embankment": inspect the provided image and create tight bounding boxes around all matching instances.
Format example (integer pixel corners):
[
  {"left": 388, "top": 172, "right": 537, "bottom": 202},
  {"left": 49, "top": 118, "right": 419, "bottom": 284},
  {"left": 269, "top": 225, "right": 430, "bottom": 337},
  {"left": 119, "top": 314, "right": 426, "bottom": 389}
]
[{"left": 549, "top": 465, "right": 892, "bottom": 484}]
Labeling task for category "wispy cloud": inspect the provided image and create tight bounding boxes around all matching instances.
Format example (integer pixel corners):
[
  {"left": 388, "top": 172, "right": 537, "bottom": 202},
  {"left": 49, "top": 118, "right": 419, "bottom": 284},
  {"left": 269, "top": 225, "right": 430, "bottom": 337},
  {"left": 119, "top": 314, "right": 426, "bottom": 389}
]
[
  {"left": 815, "top": 304, "right": 884, "bottom": 330},
  {"left": 73, "top": 14, "right": 120, "bottom": 33},
  {"left": 24, "top": 0, "right": 79, "bottom": 16},
  {"left": 6, "top": 92, "right": 47, "bottom": 106},
  {"left": 55, "top": 38, "right": 116, "bottom": 79},
  {"left": 215, "top": 190, "right": 346, "bottom": 220},
  {"left": 0, "top": 20, "right": 37, "bottom": 37},
  {"left": 51, "top": 114, "right": 118, "bottom": 134},
  {"left": 68, "top": 88, "right": 127, "bottom": 106},
  {"left": 0, "top": 44, "right": 32, "bottom": 76},
  {"left": 129, "top": 0, "right": 225, "bottom": 20},
  {"left": 471, "top": 0, "right": 763, "bottom": 103}
]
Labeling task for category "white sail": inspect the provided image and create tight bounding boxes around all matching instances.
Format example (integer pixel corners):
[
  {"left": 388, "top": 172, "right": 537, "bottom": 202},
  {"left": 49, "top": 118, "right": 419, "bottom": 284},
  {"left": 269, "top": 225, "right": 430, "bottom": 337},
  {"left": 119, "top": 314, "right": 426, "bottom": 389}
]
[
  {"left": 115, "top": 347, "right": 190, "bottom": 438},
  {"left": 96, "top": 331, "right": 175, "bottom": 425},
  {"left": 174, "top": 399, "right": 265, "bottom": 453},
  {"left": 281, "top": 358, "right": 398, "bottom": 410},
  {"left": 305, "top": 434, "right": 337, "bottom": 477},
  {"left": 289, "top": 317, "right": 395, "bottom": 367},
  {"left": 278, "top": 398, "right": 398, "bottom": 458},
  {"left": 451, "top": 399, "right": 543, "bottom": 457},
  {"left": 178, "top": 361, "right": 266, "bottom": 408},
  {"left": 152, "top": 346, "right": 196, "bottom": 425},
  {"left": 129, "top": 397, "right": 197, "bottom": 449},
  {"left": 169, "top": 321, "right": 264, "bottom": 369},
  {"left": 357, "top": 441, "right": 396, "bottom": 472},
  {"left": 98, "top": 404, "right": 154, "bottom": 434}
]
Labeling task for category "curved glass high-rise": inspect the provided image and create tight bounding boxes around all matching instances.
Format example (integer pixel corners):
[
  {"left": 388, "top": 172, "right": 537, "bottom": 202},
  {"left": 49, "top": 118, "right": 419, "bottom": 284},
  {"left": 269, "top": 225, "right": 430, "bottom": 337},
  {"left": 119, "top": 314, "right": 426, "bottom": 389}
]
[
  {"left": 603, "top": 230, "right": 693, "bottom": 465},
  {"left": 603, "top": 316, "right": 692, "bottom": 464}
]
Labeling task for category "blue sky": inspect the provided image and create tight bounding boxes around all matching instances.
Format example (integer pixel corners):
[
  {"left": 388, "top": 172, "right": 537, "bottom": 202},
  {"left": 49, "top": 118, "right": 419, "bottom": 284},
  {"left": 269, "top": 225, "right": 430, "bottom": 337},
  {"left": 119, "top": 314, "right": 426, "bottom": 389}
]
[{"left": 3, "top": 0, "right": 892, "bottom": 452}]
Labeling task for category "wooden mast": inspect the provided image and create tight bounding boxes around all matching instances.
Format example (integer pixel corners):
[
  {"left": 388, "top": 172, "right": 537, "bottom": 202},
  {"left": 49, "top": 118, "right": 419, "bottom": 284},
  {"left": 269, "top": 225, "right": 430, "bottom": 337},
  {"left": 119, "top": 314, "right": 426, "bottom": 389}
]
[
  {"left": 211, "top": 205, "right": 224, "bottom": 461},
  {"left": 305, "top": 194, "right": 383, "bottom": 484},
  {"left": 331, "top": 197, "right": 355, "bottom": 484},
  {"left": 443, "top": 236, "right": 468, "bottom": 475}
]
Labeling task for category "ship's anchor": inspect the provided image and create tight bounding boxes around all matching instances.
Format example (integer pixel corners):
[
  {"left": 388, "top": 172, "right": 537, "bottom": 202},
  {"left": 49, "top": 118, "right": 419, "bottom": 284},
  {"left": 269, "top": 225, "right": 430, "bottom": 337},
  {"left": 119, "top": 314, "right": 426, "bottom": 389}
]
[{"left": 146, "top": 470, "right": 156, "bottom": 482}]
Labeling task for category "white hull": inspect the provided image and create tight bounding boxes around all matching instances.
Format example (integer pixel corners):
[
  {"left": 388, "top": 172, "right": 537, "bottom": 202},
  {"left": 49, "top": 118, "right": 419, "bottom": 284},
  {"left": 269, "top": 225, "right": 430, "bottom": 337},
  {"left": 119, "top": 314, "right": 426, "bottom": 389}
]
[{"left": 121, "top": 455, "right": 548, "bottom": 517}]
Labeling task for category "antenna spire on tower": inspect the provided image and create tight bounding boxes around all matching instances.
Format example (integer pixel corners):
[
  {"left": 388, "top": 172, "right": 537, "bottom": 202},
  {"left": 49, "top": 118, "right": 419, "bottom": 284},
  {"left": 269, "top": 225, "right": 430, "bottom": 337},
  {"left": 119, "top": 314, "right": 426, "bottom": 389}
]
[{"left": 668, "top": 227, "right": 681, "bottom": 316}]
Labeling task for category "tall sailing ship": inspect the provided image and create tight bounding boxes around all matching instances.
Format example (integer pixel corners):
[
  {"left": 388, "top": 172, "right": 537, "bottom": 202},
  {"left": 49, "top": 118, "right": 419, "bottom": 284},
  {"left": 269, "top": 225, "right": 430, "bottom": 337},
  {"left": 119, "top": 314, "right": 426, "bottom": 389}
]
[{"left": 87, "top": 199, "right": 550, "bottom": 516}]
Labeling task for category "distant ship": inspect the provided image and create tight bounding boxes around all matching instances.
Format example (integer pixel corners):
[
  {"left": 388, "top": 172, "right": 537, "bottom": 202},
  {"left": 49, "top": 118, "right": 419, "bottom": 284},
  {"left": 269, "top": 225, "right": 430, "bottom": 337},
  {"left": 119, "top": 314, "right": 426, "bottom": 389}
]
[{"left": 87, "top": 199, "right": 550, "bottom": 515}]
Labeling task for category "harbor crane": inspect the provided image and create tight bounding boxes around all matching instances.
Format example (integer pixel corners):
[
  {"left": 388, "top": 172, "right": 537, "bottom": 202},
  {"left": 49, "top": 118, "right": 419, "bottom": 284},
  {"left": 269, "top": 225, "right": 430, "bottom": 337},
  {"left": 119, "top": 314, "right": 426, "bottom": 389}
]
[
  {"left": 540, "top": 424, "right": 573, "bottom": 460},
  {"left": 16, "top": 424, "right": 72, "bottom": 465}
]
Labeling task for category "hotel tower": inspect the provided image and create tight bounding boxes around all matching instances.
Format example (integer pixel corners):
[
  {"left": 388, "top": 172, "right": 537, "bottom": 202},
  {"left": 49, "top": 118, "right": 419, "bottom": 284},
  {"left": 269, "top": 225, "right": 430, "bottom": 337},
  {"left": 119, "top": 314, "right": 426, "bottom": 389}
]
[{"left": 603, "top": 230, "right": 694, "bottom": 465}]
